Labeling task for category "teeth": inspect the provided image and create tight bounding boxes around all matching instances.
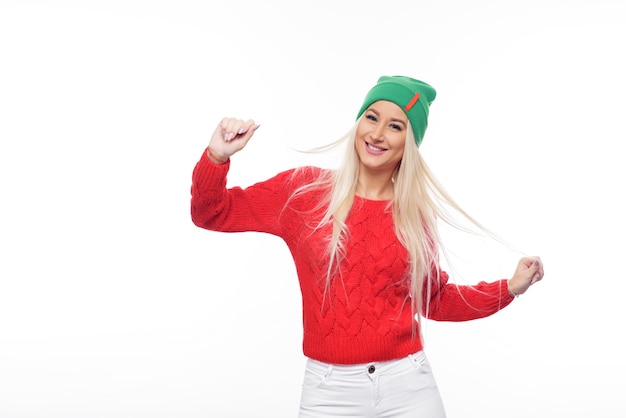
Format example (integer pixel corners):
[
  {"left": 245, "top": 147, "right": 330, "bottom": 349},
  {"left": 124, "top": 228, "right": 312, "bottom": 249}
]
[{"left": 367, "top": 143, "right": 385, "bottom": 151}]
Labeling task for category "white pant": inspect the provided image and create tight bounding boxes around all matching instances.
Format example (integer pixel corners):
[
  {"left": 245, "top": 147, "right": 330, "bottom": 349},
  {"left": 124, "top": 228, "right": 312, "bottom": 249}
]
[{"left": 298, "top": 351, "right": 446, "bottom": 417}]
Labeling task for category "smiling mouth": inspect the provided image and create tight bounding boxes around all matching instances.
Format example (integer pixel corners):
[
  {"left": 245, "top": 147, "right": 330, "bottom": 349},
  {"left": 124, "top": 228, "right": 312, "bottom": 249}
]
[{"left": 366, "top": 142, "right": 387, "bottom": 152}]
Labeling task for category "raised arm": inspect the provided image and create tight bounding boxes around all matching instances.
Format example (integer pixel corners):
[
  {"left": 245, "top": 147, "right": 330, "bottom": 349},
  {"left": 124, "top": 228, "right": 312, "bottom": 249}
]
[{"left": 190, "top": 117, "right": 294, "bottom": 236}]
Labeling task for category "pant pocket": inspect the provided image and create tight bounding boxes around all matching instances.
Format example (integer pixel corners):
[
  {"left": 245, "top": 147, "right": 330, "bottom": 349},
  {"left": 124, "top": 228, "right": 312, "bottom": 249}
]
[
  {"left": 408, "top": 350, "right": 433, "bottom": 374},
  {"left": 301, "top": 360, "right": 332, "bottom": 389}
]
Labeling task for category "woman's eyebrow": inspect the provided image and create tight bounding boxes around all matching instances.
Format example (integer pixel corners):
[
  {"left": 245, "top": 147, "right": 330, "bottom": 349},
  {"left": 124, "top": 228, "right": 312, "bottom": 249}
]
[{"left": 390, "top": 118, "right": 407, "bottom": 126}]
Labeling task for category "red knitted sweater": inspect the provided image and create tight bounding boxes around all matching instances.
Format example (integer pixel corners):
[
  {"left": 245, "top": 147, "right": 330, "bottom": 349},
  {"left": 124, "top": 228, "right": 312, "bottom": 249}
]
[{"left": 190, "top": 151, "right": 514, "bottom": 364}]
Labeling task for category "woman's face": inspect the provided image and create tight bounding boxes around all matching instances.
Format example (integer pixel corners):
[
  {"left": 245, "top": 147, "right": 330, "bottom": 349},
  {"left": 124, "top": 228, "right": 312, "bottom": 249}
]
[{"left": 355, "top": 100, "right": 408, "bottom": 173}]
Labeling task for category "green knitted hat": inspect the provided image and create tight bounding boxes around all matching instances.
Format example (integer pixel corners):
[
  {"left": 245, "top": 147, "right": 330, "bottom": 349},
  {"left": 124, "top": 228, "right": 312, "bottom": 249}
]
[{"left": 356, "top": 75, "right": 436, "bottom": 146}]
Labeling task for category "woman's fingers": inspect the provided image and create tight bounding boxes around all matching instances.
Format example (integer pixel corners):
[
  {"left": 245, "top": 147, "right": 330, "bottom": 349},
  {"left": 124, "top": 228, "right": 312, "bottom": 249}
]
[
  {"left": 207, "top": 117, "right": 260, "bottom": 162},
  {"left": 220, "top": 118, "right": 258, "bottom": 142}
]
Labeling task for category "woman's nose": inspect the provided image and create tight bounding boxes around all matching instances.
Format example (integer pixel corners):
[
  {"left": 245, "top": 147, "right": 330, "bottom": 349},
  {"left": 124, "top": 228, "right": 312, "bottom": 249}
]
[{"left": 370, "top": 126, "right": 385, "bottom": 142}]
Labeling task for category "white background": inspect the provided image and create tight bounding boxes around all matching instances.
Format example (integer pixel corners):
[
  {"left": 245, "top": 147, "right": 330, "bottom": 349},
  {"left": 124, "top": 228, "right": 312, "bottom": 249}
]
[{"left": 1, "top": 0, "right": 625, "bottom": 417}]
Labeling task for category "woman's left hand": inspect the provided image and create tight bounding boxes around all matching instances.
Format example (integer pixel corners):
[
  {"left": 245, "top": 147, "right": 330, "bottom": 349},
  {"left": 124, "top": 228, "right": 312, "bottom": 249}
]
[{"left": 508, "top": 256, "right": 544, "bottom": 297}]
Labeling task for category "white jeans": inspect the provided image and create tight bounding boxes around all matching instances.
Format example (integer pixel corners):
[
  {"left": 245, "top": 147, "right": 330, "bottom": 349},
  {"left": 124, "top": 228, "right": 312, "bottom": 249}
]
[{"left": 298, "top": 351, "right": 446, "bottom": 418}]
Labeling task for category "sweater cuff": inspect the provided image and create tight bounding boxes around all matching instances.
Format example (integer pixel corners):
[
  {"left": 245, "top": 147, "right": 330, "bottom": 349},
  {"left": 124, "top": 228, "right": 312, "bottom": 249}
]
[
  {"left": 499, "top": 279, "right": 515, "bottom": 303},
  {"left": 192, "top": 148, "right": 231, "bottom": 190},
  {"left": 201, "top": 146, "right": 231, "bottom": 169}
]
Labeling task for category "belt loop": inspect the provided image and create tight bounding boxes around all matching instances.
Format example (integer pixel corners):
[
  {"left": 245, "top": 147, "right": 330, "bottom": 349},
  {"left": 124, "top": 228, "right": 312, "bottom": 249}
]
[{"left": 408, "top": 350, "right": 422, "bottom": 366}]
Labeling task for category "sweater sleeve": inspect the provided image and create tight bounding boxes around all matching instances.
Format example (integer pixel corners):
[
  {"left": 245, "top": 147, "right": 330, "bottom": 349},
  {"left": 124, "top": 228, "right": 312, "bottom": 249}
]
[
  {"left": 422, "top": 271, "right": 514, "bottom": 321},
  {"left": 190, "top": 149, "right": 298, "bottom": 236}
]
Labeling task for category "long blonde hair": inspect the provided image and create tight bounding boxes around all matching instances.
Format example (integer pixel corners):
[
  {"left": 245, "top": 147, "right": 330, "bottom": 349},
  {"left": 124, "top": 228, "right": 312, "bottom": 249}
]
[{"left": 290, "top": 117, "right": 501, "bottom": 328}]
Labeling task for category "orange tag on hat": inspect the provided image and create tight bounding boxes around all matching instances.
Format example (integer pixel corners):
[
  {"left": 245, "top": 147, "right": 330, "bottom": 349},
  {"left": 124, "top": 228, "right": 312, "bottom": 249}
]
[{"left": 404, "top": 92, "right": 420, "bottom": 111}]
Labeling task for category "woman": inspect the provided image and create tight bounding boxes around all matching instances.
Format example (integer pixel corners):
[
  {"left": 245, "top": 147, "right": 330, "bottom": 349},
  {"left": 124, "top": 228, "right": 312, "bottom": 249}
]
[{"left": 190, "top": 75, "right": 544, "bottom": 417}]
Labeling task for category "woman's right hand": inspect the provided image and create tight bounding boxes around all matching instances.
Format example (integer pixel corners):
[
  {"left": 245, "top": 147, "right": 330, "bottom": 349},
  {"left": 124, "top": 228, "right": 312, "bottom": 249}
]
[{"left": 207, "top": 117, "right": 259, "bottom": 164}]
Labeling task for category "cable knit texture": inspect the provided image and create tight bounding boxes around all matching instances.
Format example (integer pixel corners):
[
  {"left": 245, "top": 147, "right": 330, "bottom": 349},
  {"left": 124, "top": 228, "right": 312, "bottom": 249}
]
[{"left": 191, "top": 151, "right": 514, "bottom": 364}]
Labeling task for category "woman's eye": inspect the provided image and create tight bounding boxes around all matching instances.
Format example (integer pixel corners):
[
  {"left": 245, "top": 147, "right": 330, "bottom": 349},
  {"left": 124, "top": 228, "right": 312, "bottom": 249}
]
[
  {"left": 366, "top": 114, "right": 377, "bottom": 122},
  {"left": 390, "top": 123, "right": 402, "bottom": 131}
]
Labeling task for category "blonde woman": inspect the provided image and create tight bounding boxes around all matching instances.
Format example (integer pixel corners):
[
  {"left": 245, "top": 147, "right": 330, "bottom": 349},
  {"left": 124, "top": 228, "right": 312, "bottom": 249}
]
[{"left": 190, "top": 75, "right": 544, "bottom": 417}]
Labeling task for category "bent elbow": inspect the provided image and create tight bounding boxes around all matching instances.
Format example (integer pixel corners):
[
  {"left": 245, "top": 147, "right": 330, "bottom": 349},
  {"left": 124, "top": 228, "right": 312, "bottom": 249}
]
[{"left": 190, "top": 201, "right": 217, "bottom": 230}]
